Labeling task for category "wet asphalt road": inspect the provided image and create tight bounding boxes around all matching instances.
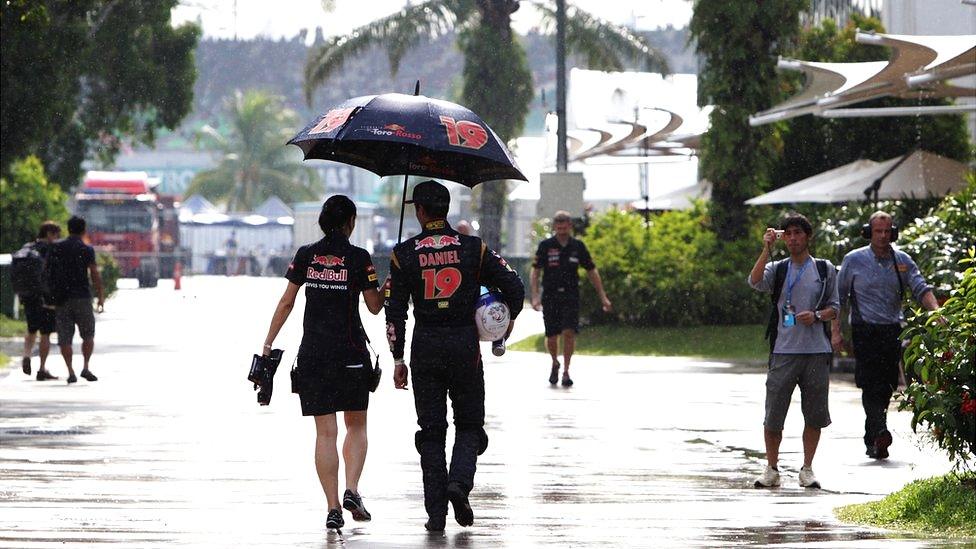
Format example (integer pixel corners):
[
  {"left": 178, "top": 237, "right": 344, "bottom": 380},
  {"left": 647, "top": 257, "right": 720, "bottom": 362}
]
[{"left": 0, "top": 277, "right": 967, "bottom": 548}]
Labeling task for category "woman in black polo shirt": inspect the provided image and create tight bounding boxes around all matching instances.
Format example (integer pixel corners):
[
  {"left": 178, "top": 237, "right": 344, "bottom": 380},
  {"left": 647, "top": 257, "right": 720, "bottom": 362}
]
[{"left": 260, "top": 195, "right": 383, "bottom": 530}]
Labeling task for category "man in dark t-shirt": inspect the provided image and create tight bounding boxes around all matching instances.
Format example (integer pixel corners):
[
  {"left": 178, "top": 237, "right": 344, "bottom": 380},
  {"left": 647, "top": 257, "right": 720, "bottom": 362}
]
[
  {"left": 530, "top": 211, "right": 612, "bottom": 387},
  {"left": 48, "top": 216, "right": 105, "bottom": 384}
]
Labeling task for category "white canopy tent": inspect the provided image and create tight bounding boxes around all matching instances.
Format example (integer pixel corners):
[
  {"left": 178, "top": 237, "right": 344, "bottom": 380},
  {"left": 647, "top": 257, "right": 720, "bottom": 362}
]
[
  {"left": 631, "top": 180, "right": 712, "bottom": 211},
  {"left": 745, "top": 159, "right": 880, "bottom": 205},
  {"left": 745, "top": 150, "right": 969, "bottom": 205}
]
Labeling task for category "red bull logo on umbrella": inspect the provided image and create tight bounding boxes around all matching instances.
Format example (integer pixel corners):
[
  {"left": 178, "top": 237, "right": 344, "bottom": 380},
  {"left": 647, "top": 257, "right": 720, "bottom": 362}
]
[{"left": 414, "top": 234, "right": 461, "bottom": 251}]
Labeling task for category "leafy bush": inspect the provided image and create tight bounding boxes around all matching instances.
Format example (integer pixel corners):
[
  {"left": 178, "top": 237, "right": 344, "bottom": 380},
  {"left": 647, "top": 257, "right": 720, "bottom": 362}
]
[
  {"left": 899, "top": 174, "right": 976, "bottom": 297},
  {"left": 97, "top": 252, "right": 121, "bottom": 299},
  {"left": 900, "top": 248, "right": 976, "bottom": 470},
  {"left": 578, "top": 204, "right": 766, "bottom": 326},
  {"left": 0, "top": 156, "right": 69, "bottom": 253}
]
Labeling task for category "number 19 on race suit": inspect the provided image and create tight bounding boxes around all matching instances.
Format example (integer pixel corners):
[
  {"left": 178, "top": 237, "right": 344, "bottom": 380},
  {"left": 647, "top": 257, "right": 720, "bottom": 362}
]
[{"left": 421, "top": 267, "right": 461, "bottom": 299}]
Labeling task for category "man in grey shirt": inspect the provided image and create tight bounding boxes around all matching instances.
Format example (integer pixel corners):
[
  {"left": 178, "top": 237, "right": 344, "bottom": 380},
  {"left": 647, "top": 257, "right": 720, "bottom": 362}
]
[
  {"left": 831, "top": 211, "right": 938, "bottom": 460},
  {"left": 748, "top": 213, "right": 839, "bottom": 489}
]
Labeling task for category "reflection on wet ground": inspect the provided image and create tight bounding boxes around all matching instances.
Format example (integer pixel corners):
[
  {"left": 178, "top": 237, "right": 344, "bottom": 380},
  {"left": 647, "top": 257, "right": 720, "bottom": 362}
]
[{"left": 0, "top": 277, "right": 969, "bottom": 547}]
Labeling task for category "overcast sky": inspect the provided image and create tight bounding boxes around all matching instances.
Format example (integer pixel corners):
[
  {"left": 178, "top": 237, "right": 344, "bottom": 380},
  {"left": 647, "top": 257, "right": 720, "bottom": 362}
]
[{"left": 172, "top": 0, "right": 693, "bottom": 41}]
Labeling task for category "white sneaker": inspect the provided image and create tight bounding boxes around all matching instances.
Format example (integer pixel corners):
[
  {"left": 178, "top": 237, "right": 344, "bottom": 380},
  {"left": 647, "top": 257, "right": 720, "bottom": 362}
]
[
  {"left": 798, "top": 466, "right": 821, "bottom": 489},
  {"left": 754, "top": 465, "right": 781, "bottom": 488}
]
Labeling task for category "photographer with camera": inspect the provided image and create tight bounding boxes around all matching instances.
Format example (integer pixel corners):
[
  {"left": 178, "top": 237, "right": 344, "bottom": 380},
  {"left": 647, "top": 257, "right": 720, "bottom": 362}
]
[
  {"left": 260, "top": 195, "right": 384, "bottom": 531},
  {"left": 748, "top": 214, "right": 838, "bottom": 490}
]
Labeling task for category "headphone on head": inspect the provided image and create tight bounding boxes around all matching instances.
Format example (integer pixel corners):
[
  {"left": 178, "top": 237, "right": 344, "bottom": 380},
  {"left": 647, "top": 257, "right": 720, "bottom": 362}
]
[{"left": 861, "top": 221, "right": 898, "bottom": 241}]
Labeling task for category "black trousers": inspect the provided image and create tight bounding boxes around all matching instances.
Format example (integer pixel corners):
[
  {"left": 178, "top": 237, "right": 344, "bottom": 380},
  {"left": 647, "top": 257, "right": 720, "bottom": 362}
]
[
  {"left": 410, "top": 325, "right": 488, "bottom": 519},
  {"left": 851, "top": 323, "right": 903, "bottom": 447}
]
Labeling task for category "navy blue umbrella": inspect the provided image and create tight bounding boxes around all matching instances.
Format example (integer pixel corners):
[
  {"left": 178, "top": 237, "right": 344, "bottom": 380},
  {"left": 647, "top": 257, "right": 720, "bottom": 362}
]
[
  {"left": 289, "top": 92, "right": 526, "bottom": 186},
  {"left": 288, "top": 89, "right": 526, "bottom": 241}
]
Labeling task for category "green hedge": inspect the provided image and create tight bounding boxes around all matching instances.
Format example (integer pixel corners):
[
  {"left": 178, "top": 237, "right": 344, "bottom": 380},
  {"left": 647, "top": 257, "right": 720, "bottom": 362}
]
[{"left": 578, "top": 204, "right": 766, "bottom": 327}]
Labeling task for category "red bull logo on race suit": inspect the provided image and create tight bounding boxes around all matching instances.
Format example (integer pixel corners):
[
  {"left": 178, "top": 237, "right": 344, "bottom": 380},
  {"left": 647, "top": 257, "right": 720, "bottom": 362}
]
[{"left": 414, "top": 234, "right": 461, "bottom": 251}]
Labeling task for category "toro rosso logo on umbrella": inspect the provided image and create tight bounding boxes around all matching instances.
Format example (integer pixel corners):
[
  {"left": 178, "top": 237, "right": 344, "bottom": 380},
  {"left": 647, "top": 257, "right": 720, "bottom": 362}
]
[
  {"left": 311, "top": 254, "right": 345, "bottom": 267},
  {"left": 414, "top": 235, "right": 461, "bottom": 250},
  {"left": 356, "top": 123, "right": 423, "bottom": 140}
]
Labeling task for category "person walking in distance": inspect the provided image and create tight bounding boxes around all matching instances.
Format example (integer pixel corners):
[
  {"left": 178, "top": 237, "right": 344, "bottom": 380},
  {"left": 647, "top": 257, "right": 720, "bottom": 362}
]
[
  {"left": 748, "top": 213, "right": 839, "bottom": 489},
  {"left": 530, "top": 211, "right": 611, "bottom": 386},
  {"left": 47, "top": 216, "right": 105, "bottom": 384},
  {"left": 14, "top": 221, "right": 62, "bottom": 380},
  {"left": 385, "top": 180, "right": 524, "bottom": 531},
  {"left": 260, "top": 195, "right": 384, "bottom": 531},
  {"left": 832, "top": 211, "right": 939, "bottom": 460}
]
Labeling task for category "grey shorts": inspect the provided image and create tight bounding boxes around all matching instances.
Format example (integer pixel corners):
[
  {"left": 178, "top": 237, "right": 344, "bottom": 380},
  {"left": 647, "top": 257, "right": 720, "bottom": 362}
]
[
  {"left": 56, "top": 298, "right": 95, "bottom": 345},
  {"left": 764, "top": 353, "right": 832, "bottom": 431}
]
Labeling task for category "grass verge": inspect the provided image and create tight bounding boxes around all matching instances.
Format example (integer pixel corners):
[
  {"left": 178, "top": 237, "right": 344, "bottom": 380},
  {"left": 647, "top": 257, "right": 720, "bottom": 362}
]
[
  {"left": 835, "top": 474, "right": 976, "bottom": 537},
  {"left": 0, "top": 314, "right": 26, "bottom": 338},
  {"left": 0, "top": 352, "right": 8, "bottom": 369},
  {"left": 509, "top": 324, "right": 768, "bottom": 361}
]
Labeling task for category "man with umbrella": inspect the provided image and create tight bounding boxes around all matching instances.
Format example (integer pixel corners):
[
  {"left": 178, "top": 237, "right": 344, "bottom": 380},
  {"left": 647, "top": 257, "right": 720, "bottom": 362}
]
[{"left": 385, "top": 180, "right": 524, "bottom": 531}]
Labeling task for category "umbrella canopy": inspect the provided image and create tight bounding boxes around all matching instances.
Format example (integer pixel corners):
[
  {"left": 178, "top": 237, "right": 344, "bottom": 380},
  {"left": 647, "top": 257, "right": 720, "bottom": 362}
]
[
  {"left": 745, "top": 159, "right": 880, "bottom": 205},
  {"left": 288, "top": 93, "right": 526, "bottom": 187}
]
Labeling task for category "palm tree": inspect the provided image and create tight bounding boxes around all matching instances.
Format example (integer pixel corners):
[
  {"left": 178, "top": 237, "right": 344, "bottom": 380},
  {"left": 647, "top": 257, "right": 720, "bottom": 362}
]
[
  {"left": 187, "top": 90, "right": 320, "bottom": 211},
  {"left": 304, "top": 0, "right": 669, "bottom": 250}
]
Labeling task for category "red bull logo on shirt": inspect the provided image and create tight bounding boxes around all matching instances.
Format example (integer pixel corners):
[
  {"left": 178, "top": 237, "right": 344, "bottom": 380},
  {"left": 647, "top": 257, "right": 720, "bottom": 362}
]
[
  {"left": 307, "top": 266, "right": 348, "bottom": 282},
  {"left": 311, "top": 254, "right": 345, "bottom": 267},
  {"left": 414, "top": 234, "right": 461, "bottom": 251}
]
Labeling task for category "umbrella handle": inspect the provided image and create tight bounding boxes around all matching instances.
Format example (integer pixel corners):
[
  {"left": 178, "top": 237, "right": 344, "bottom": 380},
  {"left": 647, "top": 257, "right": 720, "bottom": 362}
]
[{"left": 397, "top": 173, "right": 409, "bottom": 243}]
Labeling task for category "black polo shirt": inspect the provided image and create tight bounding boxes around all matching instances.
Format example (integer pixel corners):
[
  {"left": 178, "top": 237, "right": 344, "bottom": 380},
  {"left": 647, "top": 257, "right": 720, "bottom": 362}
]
[
  {"left": 286, "top": 233, "right": 379, "bottom": 363},
  {"left": 48, "top": 235, "right": 96, "bottom": 302},
  {"left": 533, "top": 236, "right": 595, "bottom": 300}
]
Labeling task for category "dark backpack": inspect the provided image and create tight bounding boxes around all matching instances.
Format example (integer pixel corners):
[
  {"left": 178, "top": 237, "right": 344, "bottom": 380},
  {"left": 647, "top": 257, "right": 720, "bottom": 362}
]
[
  {"left": 10, "top": 241, "right": 48, "bottom": 297},
  {"left": 764, "top": 258, "right": 833, "bottom": 353}
]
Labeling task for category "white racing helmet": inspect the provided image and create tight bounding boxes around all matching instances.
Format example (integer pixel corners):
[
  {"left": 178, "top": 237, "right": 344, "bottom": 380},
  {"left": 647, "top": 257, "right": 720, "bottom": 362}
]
[{"left": 475, "top": 288, "right": 510, "bottom": 342}]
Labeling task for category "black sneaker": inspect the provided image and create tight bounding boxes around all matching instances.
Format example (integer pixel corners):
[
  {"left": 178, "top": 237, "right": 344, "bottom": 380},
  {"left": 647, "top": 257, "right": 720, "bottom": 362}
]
[
  {"left": 36, "top": 370, "right": 59, "bottom": 381},
  {"left": 561, "top": 373, "right": 574, "bottom": 387},
  {"left": 342, "top": 489, "right": 371, "bottom": 521},
  {"left": 873, "top": 429, "right": 892, "bottom": 460},
  {"left": 80, "top": 370, "right": 98, "bottom": 382},
  {"left": 549, "top": 363, "right": 559, "bottom": 385},
  {"left": 326, "top": 508, "right": 344, "bottom": 530},
  {"left": 447, "top": 482, "right": 473, "bottom": 527},
  {"left": 67, "top": 374, "right": 78, "bottom": 384},
  {"left": 22, "top": 357, "right": 31, "bottom": 375},
  {"left": 865, "top": 445, "right": 878, "bottom": 459},
  {"left": 425, "top": 516, "right": 446, "bottom": 532}
]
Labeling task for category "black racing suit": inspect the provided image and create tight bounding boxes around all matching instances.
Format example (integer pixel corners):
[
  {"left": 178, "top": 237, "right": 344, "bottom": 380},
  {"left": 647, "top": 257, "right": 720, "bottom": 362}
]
[{"left": 385, "top": 219, "right": 524, "bottom": 520}]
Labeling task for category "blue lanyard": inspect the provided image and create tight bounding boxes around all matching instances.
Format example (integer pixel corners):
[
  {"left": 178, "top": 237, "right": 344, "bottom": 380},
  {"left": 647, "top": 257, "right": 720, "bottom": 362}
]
[{"left": 785, "top": 258, "right": 811, "bottom": 305}]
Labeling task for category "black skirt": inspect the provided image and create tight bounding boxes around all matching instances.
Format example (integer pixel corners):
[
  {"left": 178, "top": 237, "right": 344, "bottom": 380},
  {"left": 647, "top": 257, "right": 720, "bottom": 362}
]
[{"left": 295, "top": 350, "right": 371, "bottom": 416}]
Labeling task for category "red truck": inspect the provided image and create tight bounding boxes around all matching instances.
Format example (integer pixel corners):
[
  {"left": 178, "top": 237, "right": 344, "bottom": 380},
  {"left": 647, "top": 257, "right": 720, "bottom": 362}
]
[{"left": 73, "top": 171, "right": 181, "bottom": 288}]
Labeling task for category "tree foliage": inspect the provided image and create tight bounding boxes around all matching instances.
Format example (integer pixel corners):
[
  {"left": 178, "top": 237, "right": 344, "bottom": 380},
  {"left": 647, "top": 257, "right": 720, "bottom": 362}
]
[
  {"left": 772, "top": 15, "right": 972, "bottom": 187},
  {"left": 0, "top": 0, "right": 200, "bottom": 188},
  {"left": 0, "top": 157, "right": 69, "bottom": 253},
  {"left": 185, "top": 90, "right": 320, "bottom": 212},
  {"left": 690, "top": 0, "right": 806, "bottom": 242},
  {"left": 303, "top": 0, "right": 669, "bottom": 250}
]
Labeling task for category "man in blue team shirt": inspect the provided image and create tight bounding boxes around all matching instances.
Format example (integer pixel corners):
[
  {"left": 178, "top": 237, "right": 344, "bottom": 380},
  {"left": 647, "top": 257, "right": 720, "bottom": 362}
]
[
  {"left": 749, "top": 213, "right": 839, "bottom": 490},
  {"left": 831, "top": 211, "right": 938, "bottom": 460}
]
